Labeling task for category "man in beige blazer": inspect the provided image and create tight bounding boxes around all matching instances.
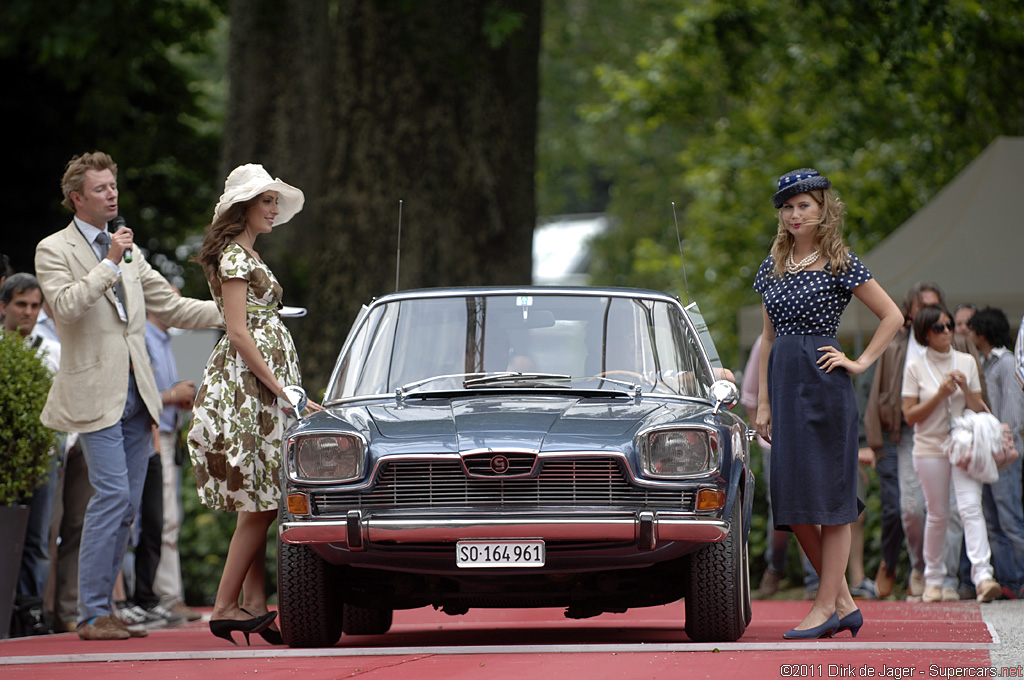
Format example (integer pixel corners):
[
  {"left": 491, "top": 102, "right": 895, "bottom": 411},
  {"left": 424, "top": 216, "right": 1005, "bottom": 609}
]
[{"left": 35, "top": 151, "right": 222, "bottom": 641}]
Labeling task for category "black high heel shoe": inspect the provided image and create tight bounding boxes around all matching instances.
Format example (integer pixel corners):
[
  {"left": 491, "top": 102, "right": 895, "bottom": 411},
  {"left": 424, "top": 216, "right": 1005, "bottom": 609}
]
[
  {"left": 257, "top": 627, "right": 284, "bottom": 645},
  {"left": 241, "top": 608, "right": 284, "bottom": 645},
  {"left": 209, "top": 611, "right": 277, "bottom": 646}
]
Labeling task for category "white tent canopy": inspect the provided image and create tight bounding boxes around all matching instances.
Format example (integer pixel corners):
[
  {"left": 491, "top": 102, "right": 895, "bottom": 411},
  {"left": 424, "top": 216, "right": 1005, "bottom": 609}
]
[{"left": 740, "top": 136, "right": 1024, "bottom": 350}]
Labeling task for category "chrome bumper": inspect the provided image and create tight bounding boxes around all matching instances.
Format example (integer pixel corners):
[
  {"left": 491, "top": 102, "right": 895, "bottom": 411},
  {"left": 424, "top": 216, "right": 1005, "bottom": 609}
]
[{"left": 279, "top": 510, "right": 729, "bottom": 551}]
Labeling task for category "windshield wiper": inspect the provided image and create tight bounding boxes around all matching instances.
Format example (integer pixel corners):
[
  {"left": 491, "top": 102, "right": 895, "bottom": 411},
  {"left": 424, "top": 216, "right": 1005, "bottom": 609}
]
[
  {"left": 396, "top": 372, "right": 487, "bottom": 401},
  {"left": 591, "top": 375, "right": 645, "bottom": 399},
  {"left": 463, "top": 372, "right": 571, "bottom": 387}
]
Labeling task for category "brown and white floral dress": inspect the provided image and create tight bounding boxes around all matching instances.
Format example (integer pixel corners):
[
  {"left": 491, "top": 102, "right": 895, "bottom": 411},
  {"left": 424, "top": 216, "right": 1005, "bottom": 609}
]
[{"left": 187, "top": 243, "right": 301, "bottom": 512}]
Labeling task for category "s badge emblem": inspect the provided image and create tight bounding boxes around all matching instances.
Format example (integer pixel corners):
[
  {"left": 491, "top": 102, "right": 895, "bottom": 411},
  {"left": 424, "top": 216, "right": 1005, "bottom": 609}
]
[{"left": 490, "top": 455, "right": 510, "bottom": 474}]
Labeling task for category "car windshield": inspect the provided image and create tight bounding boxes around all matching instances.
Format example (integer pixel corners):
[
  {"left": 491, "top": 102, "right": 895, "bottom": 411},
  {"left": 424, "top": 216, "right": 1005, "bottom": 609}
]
[{"left": 327, "top": 293, "right": 715, "bottom": 401}]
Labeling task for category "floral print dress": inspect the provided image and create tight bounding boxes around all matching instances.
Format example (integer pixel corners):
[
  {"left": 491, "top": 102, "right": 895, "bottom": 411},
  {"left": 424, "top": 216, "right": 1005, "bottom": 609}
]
[{"left": 187, "top": 243, "right": 301, "bottom": 512}]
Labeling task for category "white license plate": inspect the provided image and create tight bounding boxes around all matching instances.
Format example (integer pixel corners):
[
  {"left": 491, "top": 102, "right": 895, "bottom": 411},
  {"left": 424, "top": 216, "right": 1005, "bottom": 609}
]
[{"left": 456, "top": 540, "right": 545, "bottom": 568}]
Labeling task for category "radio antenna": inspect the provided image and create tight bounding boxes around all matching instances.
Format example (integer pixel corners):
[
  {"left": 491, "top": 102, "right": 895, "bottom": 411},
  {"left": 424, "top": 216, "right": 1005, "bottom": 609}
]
[
  {"left": 395, "top": 199, "right": 403, "bottom": 292},
  {"left": 672, "top": 202, "right": 690, "bottom": 305}
]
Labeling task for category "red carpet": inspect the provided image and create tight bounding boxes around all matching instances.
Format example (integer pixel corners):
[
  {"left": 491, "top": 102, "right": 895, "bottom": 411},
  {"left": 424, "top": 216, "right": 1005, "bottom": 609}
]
[{"left": 0, "top": 600, "right": 997, "bottom": 679}]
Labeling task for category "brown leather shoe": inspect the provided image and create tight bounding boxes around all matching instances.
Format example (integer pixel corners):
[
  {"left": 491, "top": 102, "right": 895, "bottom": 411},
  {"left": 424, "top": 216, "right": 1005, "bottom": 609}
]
[
  {"left": 110, "top": 611, "right": 149, "bottom": 638},
  {"left": 757, "top": 569, "right": 782, "bottom": 598},
  {"left": 169, "top": 601, "right": 202, "bottom": 622},
  {"left": 78, "top": 615, "right": 130, "bottom": 640},
  {"left": 976, "top": 579, "right": 1001, "bottom": 603},
  {"left": 875, "top": 562, "right": 895, "bottom": 599}
]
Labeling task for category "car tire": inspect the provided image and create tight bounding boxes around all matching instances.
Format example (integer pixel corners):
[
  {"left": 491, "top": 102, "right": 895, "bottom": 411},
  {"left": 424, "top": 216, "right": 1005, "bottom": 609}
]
[
  {"left": 684, "top": 495, "right": 749, "bottom": 642},
  {"left": 342, "top": 603, "right": 393, "bottom": 636},
  {"left": 277, "top": 512, "right": 343, "bottom": 647}
]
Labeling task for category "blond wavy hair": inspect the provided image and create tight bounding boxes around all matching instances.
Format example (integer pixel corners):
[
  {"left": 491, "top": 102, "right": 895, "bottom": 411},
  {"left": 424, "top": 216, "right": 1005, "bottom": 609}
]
[
  {"left": 61, "top": 152, "right": 117, "bottom": 211},
  {"left": 769, "top": 189, "right": 850, "bottom": 277}
]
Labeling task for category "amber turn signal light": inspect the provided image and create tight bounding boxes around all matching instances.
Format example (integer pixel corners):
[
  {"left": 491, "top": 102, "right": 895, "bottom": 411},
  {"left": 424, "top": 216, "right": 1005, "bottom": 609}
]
[
  {"left": 696, "top": 488, "right": 726, "bottom": 511},
  {"left": 287, "top": 493, "right": 310, "bottom": 515}
]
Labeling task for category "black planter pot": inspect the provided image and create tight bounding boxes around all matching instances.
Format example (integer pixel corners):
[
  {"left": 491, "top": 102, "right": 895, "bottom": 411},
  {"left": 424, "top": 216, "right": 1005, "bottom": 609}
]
[{"left": 0, "top": 505, "right": 30, "bottom": 640}]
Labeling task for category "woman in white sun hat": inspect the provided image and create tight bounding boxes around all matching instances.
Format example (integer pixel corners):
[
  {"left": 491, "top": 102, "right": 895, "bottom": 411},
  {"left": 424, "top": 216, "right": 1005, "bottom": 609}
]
[{"left": 188, "top": 164, "right": 321, "bottom": 645}]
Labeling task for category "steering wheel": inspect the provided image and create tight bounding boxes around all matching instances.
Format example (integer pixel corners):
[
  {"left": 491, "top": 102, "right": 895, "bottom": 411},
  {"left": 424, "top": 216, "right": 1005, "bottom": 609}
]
[{"left": 594, "top": 370, "right": 650, "bottom": 384}]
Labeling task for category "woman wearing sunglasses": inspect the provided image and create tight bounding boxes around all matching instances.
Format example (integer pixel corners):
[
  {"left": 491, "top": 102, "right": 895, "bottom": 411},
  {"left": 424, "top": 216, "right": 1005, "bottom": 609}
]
[{"left": 902, "top": 304, "right": 1001, "bottom": 603}]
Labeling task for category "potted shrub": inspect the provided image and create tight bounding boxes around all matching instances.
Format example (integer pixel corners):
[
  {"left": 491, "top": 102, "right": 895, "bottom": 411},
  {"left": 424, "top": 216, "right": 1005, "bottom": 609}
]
[{"left": 0, "top": 331, "right": 58, "bottom": 639}]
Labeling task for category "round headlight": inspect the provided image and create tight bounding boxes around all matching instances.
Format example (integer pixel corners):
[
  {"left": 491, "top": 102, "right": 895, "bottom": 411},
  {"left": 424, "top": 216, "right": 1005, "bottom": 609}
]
[
  {"left": 293, "top": 434, "right": 364, "bottom": 482},
  {"left": 640, "top": 428, "right": 715, "bottom": 477}
]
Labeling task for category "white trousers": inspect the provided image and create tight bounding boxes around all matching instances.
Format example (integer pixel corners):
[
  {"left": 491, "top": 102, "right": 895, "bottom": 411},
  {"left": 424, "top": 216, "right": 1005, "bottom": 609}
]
[
  {"left": 152, "top": 431, "right": 185, "bottom": 606},
  {"left": 913, "top": 456, "right": 994, "bottom": 588}
]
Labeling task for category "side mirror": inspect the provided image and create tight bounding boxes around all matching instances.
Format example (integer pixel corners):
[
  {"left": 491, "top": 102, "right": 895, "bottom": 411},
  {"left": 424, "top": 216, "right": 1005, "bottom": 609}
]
[
  {"left": 277, "top": 385, "right": 308, "bottom": 418},
  {"left": 709, "top": 379, "right": 739, "bottom": 415}
]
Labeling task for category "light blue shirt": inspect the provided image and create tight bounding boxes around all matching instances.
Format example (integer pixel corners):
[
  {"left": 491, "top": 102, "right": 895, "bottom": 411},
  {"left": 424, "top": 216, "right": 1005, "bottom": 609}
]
[
  {"left": 74, "top": 216, "right": 127, "bottom": 322},
  {"left": 145, "top": 321, "right": 180, "bottom": 433}
]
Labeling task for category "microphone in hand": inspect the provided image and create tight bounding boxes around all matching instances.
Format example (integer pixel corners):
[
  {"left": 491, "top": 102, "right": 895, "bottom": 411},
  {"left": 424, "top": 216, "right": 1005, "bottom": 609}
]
[{"left": 111, "top": 216, "right": 133, "bottom": 263}]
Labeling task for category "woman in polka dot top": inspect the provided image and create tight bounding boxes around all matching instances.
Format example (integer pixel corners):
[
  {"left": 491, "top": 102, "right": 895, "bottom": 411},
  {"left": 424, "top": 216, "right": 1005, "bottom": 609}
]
[{"left": 752, "top": 169, "right": 903, "bottom": 639}]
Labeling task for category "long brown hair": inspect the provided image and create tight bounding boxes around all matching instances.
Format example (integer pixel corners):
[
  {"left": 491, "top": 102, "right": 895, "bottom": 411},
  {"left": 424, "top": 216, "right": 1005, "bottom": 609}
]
[
  {"left": 769, "top": 189, "right": 850, "bottom": 277},
  {"left": 194, "top": 196, "right": 259, "bottom": 294}
]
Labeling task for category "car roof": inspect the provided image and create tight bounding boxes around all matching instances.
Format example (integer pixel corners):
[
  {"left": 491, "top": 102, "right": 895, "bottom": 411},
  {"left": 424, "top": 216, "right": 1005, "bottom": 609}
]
[{"left": 369, "top": 286, "right": 685, "bottom": 307}]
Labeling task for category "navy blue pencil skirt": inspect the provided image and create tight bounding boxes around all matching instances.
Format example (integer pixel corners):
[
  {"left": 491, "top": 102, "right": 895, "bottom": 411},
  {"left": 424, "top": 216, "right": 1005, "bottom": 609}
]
[{"left": 767, "top": 334, "right": 863, "bottom": 530}]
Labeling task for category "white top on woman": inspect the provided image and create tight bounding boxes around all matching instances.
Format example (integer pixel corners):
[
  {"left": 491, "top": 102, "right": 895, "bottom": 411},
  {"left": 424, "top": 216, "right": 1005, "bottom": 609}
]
[{"left": 902, "top": 347, "right": 981, "bottom": 458}]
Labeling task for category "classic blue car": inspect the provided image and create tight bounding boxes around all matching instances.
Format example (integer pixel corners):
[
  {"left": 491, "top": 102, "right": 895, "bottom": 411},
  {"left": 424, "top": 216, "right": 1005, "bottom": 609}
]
[{"left": 276, "top": 287, "right": 753, "bottom": 646}]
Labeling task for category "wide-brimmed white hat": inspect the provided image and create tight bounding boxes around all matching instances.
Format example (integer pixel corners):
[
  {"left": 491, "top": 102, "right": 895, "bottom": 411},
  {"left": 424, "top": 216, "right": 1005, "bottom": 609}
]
[{"left": 213, "top": 163, "right": 305, "bottom": 225}]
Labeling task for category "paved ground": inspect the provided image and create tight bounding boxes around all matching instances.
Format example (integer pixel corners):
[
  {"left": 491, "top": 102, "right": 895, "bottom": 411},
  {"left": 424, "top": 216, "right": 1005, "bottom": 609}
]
[
  {"left": 1, "top": 598, "right": 1020, "bottom": 679},
  {"left": 981, "top": 598, "right": 1024, "bottom": 671}
]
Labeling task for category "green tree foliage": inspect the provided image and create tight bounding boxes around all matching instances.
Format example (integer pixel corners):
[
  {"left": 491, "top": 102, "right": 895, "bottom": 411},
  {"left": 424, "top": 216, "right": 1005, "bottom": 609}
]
[
  {"left": 0, "top": 333, "right": 57, "bottom": 505},
  {"left": 547, "top": 0, "right": 1024, "bottom": 368},
  {"left": 0, "top": 0, "right": 227, "bottom": 293},
  {"left": 538, "top": 1, "right": 683, "bottom": 215}
]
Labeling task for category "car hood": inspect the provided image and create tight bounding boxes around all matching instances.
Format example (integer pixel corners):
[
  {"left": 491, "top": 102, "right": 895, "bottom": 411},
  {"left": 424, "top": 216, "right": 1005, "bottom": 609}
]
[{"left": 363, "top": 395, "right": 706, "bottom": 453}]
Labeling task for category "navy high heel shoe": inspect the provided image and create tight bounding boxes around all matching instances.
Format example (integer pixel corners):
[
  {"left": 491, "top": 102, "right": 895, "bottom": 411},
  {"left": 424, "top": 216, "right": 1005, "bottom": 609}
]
[
  {"left": 783, "top": 612, "right": 840, "bottom": 640},
  {"left": 837, "top": 609, "right": 863, "bottom": 638},
  {"left": 209, "top": 611, "right": 277, "bottom": 646}
]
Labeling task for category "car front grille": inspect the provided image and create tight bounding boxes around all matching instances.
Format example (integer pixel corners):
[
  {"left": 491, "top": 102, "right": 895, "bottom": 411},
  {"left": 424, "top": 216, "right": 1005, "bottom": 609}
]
[{"left": 310, "top": 457, "right": 693, "bottom": 514}]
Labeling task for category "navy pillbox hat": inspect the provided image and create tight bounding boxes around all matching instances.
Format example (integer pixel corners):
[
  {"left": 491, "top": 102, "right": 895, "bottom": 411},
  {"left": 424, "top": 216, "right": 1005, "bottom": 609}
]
[{"left": 772, "top": 168, "right": 831, "bottom": 208}]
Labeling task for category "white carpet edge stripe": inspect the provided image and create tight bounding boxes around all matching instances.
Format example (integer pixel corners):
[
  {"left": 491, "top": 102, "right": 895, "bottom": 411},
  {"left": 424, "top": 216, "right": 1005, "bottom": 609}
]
[{"left": 0, "top": 639, "right": 1000, "bottom": 666}]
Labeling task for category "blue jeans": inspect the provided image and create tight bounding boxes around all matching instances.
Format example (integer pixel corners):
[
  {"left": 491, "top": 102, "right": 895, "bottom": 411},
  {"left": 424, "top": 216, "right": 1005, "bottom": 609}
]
[
  {"left": 877, "top": 433, "right": 903, "bottom": 573},
  {"left": 982, "top": 457, "right": 1024, "bottom": 593},
  {"left": 17, "top": 451, "right": 60, "bottom": 597},
  {"left": 76, "top": 371, "right": 153, "bottom": 623}
]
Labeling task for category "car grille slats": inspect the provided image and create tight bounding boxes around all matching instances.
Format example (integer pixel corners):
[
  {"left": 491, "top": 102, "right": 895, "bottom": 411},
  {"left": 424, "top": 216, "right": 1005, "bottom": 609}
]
[{"left": 310, "top": 458, "right": 693, "bottom": 513}]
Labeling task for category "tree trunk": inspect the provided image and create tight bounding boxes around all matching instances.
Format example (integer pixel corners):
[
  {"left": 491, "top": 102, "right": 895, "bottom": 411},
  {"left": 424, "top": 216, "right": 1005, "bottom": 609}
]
[{"left": 224, "top": 0, "right": 540, "bottom": 394}]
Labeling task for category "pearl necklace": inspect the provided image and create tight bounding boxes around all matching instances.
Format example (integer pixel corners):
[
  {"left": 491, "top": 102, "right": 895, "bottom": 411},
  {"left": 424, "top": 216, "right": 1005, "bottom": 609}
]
[{"left": 785, "top": 249, "right": 819, "bottom": 274}]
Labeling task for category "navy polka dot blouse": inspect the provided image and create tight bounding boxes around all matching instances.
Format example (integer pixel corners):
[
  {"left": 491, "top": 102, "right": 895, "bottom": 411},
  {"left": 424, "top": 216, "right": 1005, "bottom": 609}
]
[{"left": 753, "top": 252, "right": 873, "bottom": 338}]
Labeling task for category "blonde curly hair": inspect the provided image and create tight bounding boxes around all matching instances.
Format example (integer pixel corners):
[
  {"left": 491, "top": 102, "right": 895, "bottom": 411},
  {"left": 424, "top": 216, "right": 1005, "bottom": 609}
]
[{"left": 769, "top": 189, "right": 850, "bottom": 277}]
